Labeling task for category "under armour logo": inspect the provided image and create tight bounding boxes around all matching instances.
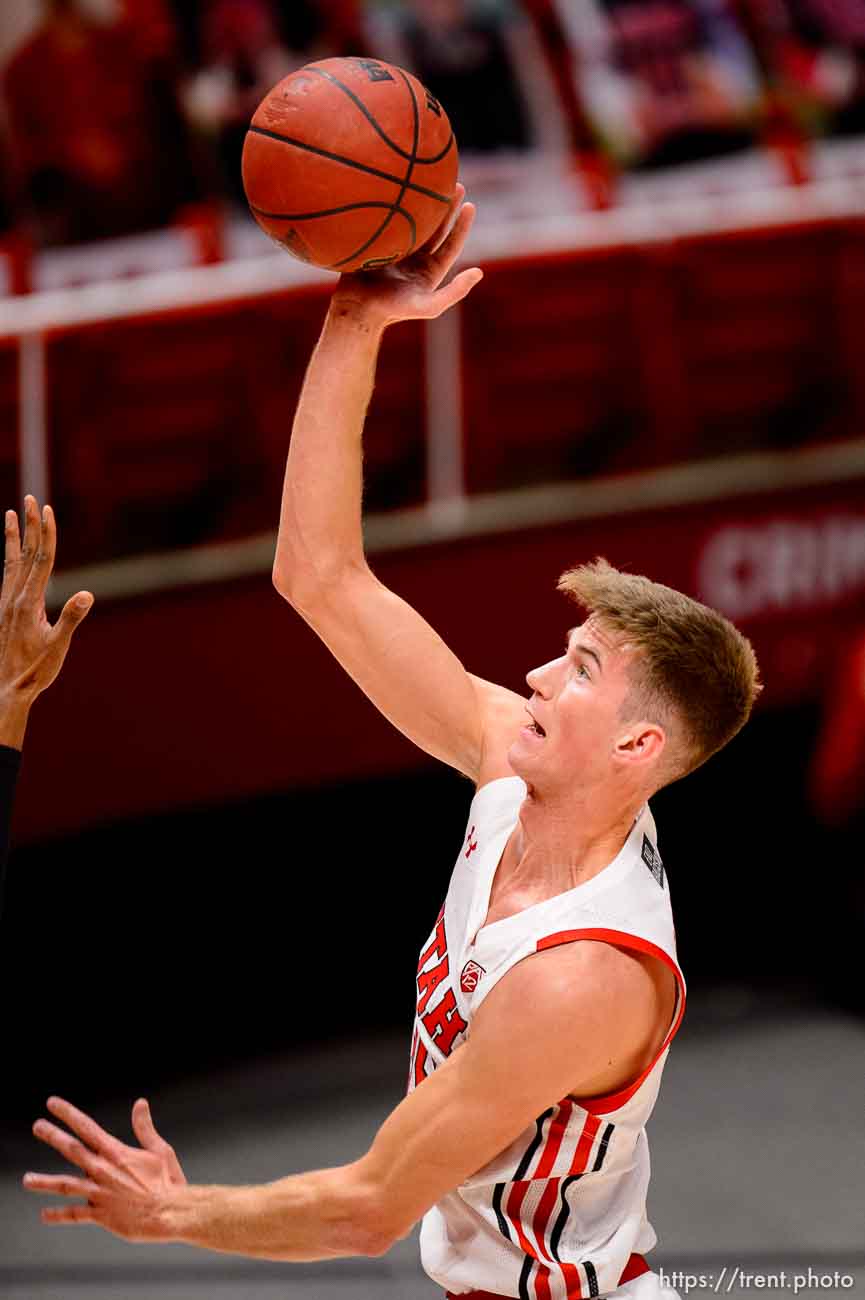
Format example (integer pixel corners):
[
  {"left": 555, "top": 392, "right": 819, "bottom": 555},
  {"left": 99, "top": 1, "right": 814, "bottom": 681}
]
[{"left": 465, "top": 826, "right": 478, "bottom": 858}]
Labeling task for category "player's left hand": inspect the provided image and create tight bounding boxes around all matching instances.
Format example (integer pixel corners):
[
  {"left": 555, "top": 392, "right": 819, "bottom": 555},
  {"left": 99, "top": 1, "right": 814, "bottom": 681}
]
[{"left": 23, "top": 1096, "right": 187, "bottom": 1240}]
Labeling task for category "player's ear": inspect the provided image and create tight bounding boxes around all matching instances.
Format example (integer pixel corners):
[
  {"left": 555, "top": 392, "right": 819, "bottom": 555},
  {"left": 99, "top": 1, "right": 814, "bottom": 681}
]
[{"left": 614, "top": 722, "right": 665, "bottom": 767}]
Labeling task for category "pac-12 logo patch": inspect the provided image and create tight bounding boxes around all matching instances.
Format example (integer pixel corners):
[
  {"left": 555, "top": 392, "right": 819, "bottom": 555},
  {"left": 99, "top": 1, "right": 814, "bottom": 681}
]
[
  {"left": 641, "top": 834, "right": 665, "bottom": 888},
  {"left": 460, "top": 960, "right": 485, "bottom": 993}
]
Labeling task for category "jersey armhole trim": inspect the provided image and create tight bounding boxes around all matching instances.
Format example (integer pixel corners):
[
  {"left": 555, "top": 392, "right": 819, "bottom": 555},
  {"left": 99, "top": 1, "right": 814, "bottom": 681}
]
[{"left": 536, "top": 926, "right": 686, "bottom": 1115}]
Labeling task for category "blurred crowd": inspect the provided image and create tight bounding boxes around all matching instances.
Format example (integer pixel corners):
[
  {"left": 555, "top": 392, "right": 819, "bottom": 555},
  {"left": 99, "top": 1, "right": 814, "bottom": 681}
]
[{"left": 0, "top": 0, "right": 864, "bottom": 251}]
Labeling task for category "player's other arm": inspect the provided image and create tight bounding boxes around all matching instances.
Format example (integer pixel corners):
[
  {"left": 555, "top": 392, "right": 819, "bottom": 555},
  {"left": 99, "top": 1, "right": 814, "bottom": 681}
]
[
  {"left": 271, "top": 192, "right": 525, "bottom": 782},
  {"left": 24, "top": 942, "right": 667, "bottom": 1258}
]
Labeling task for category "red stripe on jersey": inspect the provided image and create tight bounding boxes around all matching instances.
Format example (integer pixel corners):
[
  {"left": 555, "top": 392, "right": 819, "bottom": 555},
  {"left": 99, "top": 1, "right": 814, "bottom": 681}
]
[
  {"left": 504, "top": 1180, "right": 537, "bottom": 1260},
  {"left": 620, "top": 1253, "right": 650, "bottom": 1284},
  {"left": 512, "top": 1112, "right": 600, "bottom": 1299},
  {"left": 547, "top": 1112, "right": 602, "bottom": 1299},
  {"left": 534, "top": 1100, "right": 573, "bottom": 1179},
  {"left": 530, "top": 1102, "right": 574, "bottom": 1263},
  {"left": 445, "top": 1255, "right": 647, "bottom": 1299},
  {"left": 559, "top": 1260, "right": 583, "bottom": 1295},
  {"left": 532, "top": 1177, "right": 561, "bottom": 1262},
  {"left": 505, "top": 1184, "right": 556, "bottom": 1300},
  {"left": 534, "top": 1266, "right": 552, "bottom": 1300},
  {"left": 536, "top": 928, "right": 686, "bottom": 1114},
  {"left": 569, "top": 1112, "right": 601, "bottom": 1174}
]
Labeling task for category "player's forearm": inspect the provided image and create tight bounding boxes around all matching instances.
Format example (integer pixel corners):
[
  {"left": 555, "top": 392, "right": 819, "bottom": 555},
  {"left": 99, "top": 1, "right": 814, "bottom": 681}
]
[
  {"left": 162, "top": 1163, "right": 391, "bottom": 1261},
  {"left": 273, "top": 299, "right": 385, "bottom": 599}
]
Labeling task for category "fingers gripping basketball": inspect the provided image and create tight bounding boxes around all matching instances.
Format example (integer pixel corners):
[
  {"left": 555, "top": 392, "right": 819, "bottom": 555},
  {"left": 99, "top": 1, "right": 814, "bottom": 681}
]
[{"left": 242, "top": 57, "right": 459, "bottom": 273}]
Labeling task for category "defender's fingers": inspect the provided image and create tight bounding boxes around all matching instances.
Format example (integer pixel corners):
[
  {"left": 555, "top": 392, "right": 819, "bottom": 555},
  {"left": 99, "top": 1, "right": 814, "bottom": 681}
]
[
  {"left": 23, "top": 1171, "right": 102, "bottom": 1200},
  {"left": 49, "top": 592, "right": 94, "bottom": 652},
  {"left": 0, "top": 509, "right": 21, "bottom": 606},
  {"left": 19, "top": 495, "right": 40, "bottom": 574},
  {"left": 20, "top": 504, "right": 58, "bottom": 605},
  {"left": 45, "top": 1097, "right": 127, "bottom": 1162}
]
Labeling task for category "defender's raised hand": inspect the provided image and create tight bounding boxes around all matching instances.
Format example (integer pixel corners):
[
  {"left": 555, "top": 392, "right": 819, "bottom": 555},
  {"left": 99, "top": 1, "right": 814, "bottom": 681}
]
[
  {"left": 24, "top": 1096, "right": 187, "bottom": 1240},
  {"left": 0, "top": 496, "right": 93, "bottom": 747},
  {"left": 331, "top": 183, "right": 483, "bottom": 329}
]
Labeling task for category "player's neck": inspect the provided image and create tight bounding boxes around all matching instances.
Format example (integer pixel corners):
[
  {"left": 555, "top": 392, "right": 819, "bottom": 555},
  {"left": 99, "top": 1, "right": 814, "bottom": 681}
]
[{"left": 514, "top": 783, "right": 644, "bottom": 890}]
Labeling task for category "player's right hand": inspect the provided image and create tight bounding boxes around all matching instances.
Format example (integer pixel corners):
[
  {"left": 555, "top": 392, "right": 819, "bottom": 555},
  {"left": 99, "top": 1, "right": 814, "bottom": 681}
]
[{"left": 331, "top": 183, "right": 483, "bottom": 329}]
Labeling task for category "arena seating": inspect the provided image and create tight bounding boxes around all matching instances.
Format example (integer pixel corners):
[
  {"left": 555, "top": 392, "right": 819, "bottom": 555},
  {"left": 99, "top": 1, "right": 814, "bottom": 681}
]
[{"left": 3, "top": 206, "right": 865, "bottom": 570}]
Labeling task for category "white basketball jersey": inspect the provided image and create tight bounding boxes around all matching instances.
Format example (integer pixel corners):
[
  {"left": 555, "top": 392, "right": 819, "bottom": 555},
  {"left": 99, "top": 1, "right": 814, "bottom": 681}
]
[{"left": 408, "top": 776, "right": 686, "bottom": 1299}]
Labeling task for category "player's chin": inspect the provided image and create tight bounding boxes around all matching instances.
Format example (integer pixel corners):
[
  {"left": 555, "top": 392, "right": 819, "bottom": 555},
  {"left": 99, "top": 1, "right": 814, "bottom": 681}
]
[{"left": 507, "top": 729, "right": 545, "bottom": 771}]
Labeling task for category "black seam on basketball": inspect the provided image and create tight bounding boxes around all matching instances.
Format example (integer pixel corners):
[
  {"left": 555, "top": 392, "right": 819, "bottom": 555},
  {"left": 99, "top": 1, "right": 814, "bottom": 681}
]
[
  {"left": 395, "top": 204, "right": 417, "bottom": 247},
  {"left": 304, "top": 66, "right": 455, "bottom": 165},
  {"left": 328, "top": 209, "right": 398, "bottom": 269},
  {"left": 328, "top": 71, "right": 421, "bottom": 270},
  {"left": 390, "top": 70, "right": 421, "bottom": 251},
  {"left": 247, "top": 126, "right": 451, "bottom": 204},
  {"left": 252, "top": 200, "right": 402, "bottom": 221},
  {"left": 325, "top": 71, "right": 416, "bottom": 269},
  {"left": 255, "top": 201, "right": 417, "bottom": 250}
]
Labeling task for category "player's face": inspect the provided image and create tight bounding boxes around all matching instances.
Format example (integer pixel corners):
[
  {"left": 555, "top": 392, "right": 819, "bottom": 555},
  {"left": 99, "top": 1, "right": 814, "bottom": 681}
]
[{"left": 509, "top": 616, "right": 638, "bottom": 790}]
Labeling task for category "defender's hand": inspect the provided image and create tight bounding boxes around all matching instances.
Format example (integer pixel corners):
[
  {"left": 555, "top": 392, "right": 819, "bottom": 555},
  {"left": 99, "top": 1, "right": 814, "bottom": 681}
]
[
  {"left": 331, "top": 183, "right": 482, "bottom": 329},
  {"left": 0, "top": 497, "right": 92, "bottom": 741},
  {"left": 23, "top": 1096, "right": 187, "bottom": 1240}
]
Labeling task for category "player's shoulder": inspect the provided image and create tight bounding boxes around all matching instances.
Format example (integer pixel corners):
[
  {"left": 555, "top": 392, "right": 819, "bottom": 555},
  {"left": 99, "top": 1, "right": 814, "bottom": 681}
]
[
  {"left": 469, "top": 674, "right": 527, "bottom": 787},
  {"left": 509, "top": 937, "right": 659, "bottom": 1010},
  {"left": 463, "top": 940, "right": 665, "bottom": 1102}
]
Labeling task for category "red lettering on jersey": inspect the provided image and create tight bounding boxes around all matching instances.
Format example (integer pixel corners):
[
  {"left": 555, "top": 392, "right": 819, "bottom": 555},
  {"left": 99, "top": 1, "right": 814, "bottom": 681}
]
[
  {"left": 416, "top": 954, "right": 449, "bottom": 1015},
  {"left": 421, "top": 987, "right": 468, "bottom": 1056},
  {"left": 418, "top": 904, "right": 447, "bottom": 971},
  {"left": 465, "top": 825, "right": 478, "bottom": 858}
]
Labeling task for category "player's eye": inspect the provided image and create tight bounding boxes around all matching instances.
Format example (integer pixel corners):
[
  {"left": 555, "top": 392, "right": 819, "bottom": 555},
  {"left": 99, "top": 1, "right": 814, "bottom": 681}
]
[{"left": 577, "top": 664, "right": 590, "bottom": 680}]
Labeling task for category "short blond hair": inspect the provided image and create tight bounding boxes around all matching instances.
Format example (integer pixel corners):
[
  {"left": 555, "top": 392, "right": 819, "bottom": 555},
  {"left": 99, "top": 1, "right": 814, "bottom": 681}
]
[{"left": 558, "top": 558, "right": 761, "bottom": 781}]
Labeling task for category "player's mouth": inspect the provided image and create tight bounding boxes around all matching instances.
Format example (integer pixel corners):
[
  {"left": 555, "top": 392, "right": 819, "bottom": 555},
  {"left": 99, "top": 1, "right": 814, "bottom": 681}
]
[{"left": 524, "top": 709, "right": 546, "bottom": 738}]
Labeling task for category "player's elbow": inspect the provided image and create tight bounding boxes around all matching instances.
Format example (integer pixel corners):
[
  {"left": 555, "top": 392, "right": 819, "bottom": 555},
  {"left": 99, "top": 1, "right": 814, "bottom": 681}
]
[
  {"left": 339, "top": 1182, "right": 404, "bottom": 1258},
  {"left": 272, "top": 561, "right": 297, "bottom": 604},
  {"left": 272, "top": 556, "right": 368, "bottom": 613},
  {"left": 272, "top": 563, "right": 321, "bottom": 612}
]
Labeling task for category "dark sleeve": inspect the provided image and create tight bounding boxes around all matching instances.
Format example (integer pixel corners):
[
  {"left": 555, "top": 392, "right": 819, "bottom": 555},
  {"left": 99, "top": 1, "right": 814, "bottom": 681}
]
[{"left": 0, "top": 744, "right": 22, "bottom": 924}]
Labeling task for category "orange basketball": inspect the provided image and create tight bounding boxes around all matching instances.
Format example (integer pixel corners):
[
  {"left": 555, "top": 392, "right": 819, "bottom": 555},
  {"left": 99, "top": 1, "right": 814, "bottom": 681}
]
[{"left": 241, "top": 57, "right": 459, "bottom": 273}]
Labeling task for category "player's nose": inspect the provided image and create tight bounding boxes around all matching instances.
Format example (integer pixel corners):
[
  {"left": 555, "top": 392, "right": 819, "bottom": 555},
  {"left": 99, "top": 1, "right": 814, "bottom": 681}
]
[{"left": 526, "top": 660, "right": 555, "bottom": 695}]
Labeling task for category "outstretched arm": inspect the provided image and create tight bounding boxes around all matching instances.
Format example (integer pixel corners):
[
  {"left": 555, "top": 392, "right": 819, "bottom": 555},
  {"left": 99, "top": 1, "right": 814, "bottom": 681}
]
[
  {"left": 23, "top": 941, "right": 669, "bottom": 1259},
  {"left": 273, "top": 190, "right": 526, "bottom": 784}
]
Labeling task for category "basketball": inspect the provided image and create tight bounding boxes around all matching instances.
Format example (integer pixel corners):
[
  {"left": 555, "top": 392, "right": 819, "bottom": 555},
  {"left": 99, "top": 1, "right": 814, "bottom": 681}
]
[{"left": 241, "top": 57, "right": 459, "bottom": 274}]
